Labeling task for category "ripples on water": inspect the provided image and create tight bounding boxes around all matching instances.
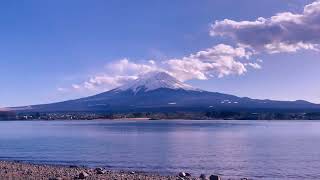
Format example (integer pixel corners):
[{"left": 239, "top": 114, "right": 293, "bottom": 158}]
[{"left": 0, "top": 120, "right": 319, "bottom": 179}]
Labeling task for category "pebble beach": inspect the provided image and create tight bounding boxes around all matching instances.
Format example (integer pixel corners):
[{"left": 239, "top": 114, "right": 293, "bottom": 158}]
[{"left": 0, "top": 161, "right": 200, "bottom": 180}]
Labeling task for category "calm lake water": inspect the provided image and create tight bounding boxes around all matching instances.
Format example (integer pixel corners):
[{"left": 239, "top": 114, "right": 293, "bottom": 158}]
[{"left": 0, "top": 120, "right": 319, "bottom": 179}]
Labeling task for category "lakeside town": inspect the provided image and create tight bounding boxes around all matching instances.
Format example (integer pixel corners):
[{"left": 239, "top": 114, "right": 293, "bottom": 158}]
[{"left": 2, "top": 110, "right": 320, "bottom": 121}]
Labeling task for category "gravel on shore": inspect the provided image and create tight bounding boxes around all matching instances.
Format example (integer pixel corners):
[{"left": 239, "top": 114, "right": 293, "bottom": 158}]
[{"left": 0, "top": 161, "right": 198, "bottom": 180}]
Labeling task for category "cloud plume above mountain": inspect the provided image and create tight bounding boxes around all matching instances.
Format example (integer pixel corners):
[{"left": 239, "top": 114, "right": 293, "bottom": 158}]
[
  {"left": 165, "top": 44, "right": 258, "bottom": 81},
  {"left": 211, "top": 0, "right": 320, "bottom": 53},
  {"left": 70, "top": 59, "right": 157, "bottom": 91},
  {"left": 68, "top": 44, "right": 260, "bottom": 91}
]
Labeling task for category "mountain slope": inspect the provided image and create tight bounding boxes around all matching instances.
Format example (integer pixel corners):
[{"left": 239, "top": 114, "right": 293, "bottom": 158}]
[
  {"left": 11, "top": 71, "right": 320, "bottom": 113},
  {"left": 117, "top": 71, "right": 198, "bottom": 93}
]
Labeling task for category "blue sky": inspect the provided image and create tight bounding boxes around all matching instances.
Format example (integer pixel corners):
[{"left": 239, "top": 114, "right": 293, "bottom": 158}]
[{"left": 1, "top": 0, "right": 320, "bottom": 107}]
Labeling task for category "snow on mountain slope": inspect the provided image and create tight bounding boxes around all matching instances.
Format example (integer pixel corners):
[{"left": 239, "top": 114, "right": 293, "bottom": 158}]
[
  {"left": 116, "top": 71, "right": 200, "bottom": 93},
  {"left": 11, "top": 71, "right": 320, "bottom": 113}
]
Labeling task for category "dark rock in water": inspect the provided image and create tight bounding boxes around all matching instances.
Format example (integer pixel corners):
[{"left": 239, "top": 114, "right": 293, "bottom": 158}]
[
  {"left": 185, "top": 172, "right": 191, "bottom": 176},
  {"left": 130, "top": 171, "right": 135, "bottom": 174},
  {"left": 78, "top": 172, "right": 89, "bottom": 179},
  {"left": 200, "top": 174, "right": 208, "bottom": 180},
  {"left": 241, "top": 178, "right": 248, "bottom": 180},
  {"left": 179, "top": 172, "right": 186, "bottom": 177},
  {"left": 209, "top": 174, "right": 221, "bottom": 180}
]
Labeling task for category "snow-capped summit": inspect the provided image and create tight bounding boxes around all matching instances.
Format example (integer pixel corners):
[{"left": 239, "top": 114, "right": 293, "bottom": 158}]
[
  {"left": 12, "top": 70, "right": 320, "bottom": 113},
  {"left": 116, "top": 71, "right": 199, "bottom": 93}
]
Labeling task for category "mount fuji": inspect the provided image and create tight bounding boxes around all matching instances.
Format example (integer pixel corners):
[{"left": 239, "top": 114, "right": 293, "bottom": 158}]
[{"left": 12, "top": 71, "right": 320, "bottom": 113}]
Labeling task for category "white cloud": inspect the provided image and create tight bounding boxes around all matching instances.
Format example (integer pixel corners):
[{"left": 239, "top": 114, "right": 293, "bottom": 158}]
[
  {"left": 72, "top": 84, "right": 81, "bottom": 89},
  {"left": 105, "top": 58, "right": 158, "bottom": 75},
  {"left": 211, "top": 0, "right": 320, "bottom": 53},
  {"left": 148, "top": 60, "right": 156, "bottom": 65},
  {"left": 57, "top": 87, "right": 67, "bottom": 92},
  {"left": 264, "top": 42, "right": 318, "bottom": 54},
  {"left": 64, "top": 44, "right": 261, "bottom": 92},
  {"left": 69, "top": 59, "right": 159, "bottom": 91},
  {"left": 245, "top": 62, "right": 262, "bottom": 69},
  {"left": 82, "top": 75, "right": 137, "bottom": 91},
  {"left": 165, "top": 44, "right": 253, "bottom": 81}
]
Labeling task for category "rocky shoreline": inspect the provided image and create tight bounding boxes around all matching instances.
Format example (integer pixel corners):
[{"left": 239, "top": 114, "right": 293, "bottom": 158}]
[{"left": 0, "top": 161, "right": 231, "bottom": 180}]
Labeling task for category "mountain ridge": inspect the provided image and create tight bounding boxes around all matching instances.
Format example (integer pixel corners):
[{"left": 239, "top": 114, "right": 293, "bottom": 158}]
[
  {"left": 8, "top": 71, "right": 320, "bottom": 113},
  {"left": 115, "top": 71, "right": 200, "bottom": 93}
]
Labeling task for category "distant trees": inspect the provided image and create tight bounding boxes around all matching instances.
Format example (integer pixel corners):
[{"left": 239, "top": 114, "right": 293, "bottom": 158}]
[
  {"left": 204, "top": 110, "right": 314, "bottom": 120},
  {"left": 0, "top": 111, "right": 16, "bottom": 120},
  {"left": 11, "top": 110, "right": 320, "bottom": 121}
]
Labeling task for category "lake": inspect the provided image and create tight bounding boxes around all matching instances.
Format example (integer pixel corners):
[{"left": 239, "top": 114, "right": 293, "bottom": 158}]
[{"left": 0, "top": 120, "right": 319, "bottom": 179}]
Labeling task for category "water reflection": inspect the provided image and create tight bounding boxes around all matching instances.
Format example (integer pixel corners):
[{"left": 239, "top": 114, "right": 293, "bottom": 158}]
[{"left": 0, "top": 120, "right": 319, "bottom": 179}]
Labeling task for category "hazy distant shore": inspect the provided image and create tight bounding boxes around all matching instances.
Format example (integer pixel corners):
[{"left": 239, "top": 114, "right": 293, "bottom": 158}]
[
  {"left": 0, "top": 161, "right": 186, "bottom": 180},
  {"left": 4, "top": 109, "right": 320, "bottom": 121}
]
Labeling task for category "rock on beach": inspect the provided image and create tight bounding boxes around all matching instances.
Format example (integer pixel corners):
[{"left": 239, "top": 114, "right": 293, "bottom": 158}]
[{"left": 0, "top": 161, "right": 183, "bottom": 180}]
